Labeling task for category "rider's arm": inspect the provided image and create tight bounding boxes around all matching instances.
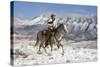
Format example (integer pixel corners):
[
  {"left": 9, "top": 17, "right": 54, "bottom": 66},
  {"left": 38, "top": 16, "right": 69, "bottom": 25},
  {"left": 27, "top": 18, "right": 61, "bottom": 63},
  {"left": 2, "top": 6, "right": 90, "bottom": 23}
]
[{"left": 48, "top": 19, "right": 53, "bottom": 24}]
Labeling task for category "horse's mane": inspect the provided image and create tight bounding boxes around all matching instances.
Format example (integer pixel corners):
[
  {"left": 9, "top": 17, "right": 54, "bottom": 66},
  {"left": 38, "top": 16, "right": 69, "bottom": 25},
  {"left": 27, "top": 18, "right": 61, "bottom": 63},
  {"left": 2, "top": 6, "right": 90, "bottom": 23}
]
[{"left": 55, "top": 23, "right": 63, "bottom": 31}]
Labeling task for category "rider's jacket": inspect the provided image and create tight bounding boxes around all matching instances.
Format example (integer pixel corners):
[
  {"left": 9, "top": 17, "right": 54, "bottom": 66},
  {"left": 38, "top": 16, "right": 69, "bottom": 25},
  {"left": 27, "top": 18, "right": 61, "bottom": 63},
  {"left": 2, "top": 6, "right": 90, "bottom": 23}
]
[{"left": 48, "top": 18, "right": 57, "bottom": 30}]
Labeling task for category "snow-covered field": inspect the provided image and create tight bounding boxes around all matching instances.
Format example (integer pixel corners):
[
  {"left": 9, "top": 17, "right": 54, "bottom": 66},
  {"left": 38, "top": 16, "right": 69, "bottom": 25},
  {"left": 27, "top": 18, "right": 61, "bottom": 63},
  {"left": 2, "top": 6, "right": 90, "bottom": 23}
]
[
  {"left": 13, "top": 39, "right": 97, "bottom": 66},
  {"left": 12, "top": 12, "right": 97, "bottom": 66}
]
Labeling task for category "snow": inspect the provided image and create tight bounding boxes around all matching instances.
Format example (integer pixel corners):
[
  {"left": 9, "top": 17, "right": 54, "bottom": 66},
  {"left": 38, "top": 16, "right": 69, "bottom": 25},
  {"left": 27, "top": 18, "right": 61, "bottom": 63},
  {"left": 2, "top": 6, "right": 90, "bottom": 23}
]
[
  {"left": 13, "top": 40, "right": 97, "bottom": 66},
  {"left": 12, "top": 13, "right": 97, "bottom": 66}
]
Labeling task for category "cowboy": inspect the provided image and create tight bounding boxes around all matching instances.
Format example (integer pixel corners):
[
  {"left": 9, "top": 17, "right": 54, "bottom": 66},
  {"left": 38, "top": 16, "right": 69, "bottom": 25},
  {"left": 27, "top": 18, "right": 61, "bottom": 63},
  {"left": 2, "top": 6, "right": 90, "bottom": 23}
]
[
  {"left": 48, "top": 14, "right": 57, "bottom": 32},
  {"left": 44, "top": 14, "right": 57, "bottom": 48}
]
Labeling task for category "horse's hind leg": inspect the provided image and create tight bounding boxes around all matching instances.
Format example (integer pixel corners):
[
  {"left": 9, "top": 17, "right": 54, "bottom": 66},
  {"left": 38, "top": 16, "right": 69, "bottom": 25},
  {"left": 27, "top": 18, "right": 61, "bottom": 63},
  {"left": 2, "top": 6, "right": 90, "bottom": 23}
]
[
  {"left": 38, "top": 43, "right": 42, "bottom": 52},
  {"left": 37, "top": 43, "right": 43, "bottom": 54},
  {"left": 34, "top": 40, "right": 39, "bottom": 47},
  {"left": 38, "top": 41, "right": 47, "bottom": 54},
  {"left": 45, "top": 38, "right": 53, "bottom": 52},
  {"left": 45, "top": 41, "right": 49, "bottom": 48},
  {"left": 34, "top": 34, "right": 39, "bottom": 47},
  {"left": 50, "top": 42, "right": 53, "bottom": 52}
]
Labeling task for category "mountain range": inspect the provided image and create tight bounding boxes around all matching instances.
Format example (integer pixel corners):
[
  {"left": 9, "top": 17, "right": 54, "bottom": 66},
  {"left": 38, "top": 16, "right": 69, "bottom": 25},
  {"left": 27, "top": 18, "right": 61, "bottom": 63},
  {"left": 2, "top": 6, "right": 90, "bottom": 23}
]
[{"left": 13, "top": 13, "right": 97, "bottom": 41}]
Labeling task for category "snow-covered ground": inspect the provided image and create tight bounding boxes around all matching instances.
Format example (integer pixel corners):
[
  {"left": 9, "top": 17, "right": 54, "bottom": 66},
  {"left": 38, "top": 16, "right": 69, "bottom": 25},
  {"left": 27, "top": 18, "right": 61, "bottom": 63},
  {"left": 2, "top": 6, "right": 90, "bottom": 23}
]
[
  {"left": 13, "top": 40, "right": 97, "bottom": 66},
  {"left": 12, "top": 13, "right": 97, "bottom": 66}
]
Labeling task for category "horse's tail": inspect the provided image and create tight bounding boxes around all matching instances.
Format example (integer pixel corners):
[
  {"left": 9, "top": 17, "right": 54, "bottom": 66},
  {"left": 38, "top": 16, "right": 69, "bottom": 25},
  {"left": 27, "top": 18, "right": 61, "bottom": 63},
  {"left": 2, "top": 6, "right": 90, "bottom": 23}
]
[{"left": 34, "top": 32, "right": 39, "bottom": 47}]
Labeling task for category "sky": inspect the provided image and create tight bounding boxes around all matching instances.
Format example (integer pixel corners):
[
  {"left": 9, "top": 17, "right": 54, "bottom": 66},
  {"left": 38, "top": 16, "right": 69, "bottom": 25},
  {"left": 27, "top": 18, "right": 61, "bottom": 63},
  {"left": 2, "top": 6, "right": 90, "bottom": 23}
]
[{"left": 11, "top": 1, "right": 97, "bottom": 19}]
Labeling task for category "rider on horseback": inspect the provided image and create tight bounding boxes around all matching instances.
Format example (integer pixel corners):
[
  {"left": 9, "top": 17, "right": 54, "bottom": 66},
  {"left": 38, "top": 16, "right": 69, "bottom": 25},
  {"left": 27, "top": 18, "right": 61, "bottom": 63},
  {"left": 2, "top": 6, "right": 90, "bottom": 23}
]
[
  {"left": 48, "top": 14, "right": 57, "bottom": 32},
  {"left": 44, "top": 14, "right": 57, "bottom": 48}
]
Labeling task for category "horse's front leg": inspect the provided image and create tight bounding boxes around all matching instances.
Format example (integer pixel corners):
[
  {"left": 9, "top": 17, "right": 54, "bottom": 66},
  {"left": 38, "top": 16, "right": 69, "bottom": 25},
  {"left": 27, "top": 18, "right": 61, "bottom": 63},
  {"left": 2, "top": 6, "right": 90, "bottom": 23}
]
[
  {"left": 50, "top": 43, "right": 53, "bottom": 52},
  {"left": 59, "top": 40, "right": 64, "bottom": 56},
  {"left": 61, "top": 44, "right": 64, "bottom": 56},
  {"left": 54, "top": 35, "right": 60, "bottom": 49}
]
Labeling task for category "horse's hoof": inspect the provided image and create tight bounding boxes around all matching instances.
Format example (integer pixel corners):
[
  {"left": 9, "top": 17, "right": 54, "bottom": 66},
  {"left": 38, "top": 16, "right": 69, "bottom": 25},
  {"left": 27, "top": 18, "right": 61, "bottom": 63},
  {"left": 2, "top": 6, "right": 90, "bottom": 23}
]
[
  {"left": 54, "top": 48, "right": 57, "bottom": 51},
  {"left": 37, "top": 51, "right": 42, "bottom": 54},
  {"left": 33, "top": 44, "right": 37, "bottom": 47},
  {"left": 47, "top": 53, "right": 52, "bottom": 56},
  {"left": 62, "top": 53, "right": 64, "bottom": 56},
  {"left": 66, "top": 60, "right": 71, "bottom": 63},
  {"left": 49, "top": 57, "right": 54, "bottom": 60}
]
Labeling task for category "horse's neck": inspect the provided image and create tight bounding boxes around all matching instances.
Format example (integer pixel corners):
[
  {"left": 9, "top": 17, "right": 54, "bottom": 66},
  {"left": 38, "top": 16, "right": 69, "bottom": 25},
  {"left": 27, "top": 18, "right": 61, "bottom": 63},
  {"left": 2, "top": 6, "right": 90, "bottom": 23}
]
[
  {"left": 55, "top": 29, "right": 63, "bottom": 39},
  {"left": 56, "top": 24, "right": 65, "bottom": 33},
  {"left": 56, "top": 24, "right": 62, "bottom": 31},
  {"left": 55, "top": 32, "right": 63, "bottom": 41},
  {"left": 55, "top": 24, "right": 65, "bottom": 39}
]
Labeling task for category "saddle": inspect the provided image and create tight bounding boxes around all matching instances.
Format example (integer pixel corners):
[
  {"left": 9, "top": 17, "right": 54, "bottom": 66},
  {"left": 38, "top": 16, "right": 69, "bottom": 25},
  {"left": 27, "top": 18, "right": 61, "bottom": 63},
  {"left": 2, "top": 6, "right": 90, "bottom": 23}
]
[{"left": 42, "top": 29, "right": 55, "bottom": 37}]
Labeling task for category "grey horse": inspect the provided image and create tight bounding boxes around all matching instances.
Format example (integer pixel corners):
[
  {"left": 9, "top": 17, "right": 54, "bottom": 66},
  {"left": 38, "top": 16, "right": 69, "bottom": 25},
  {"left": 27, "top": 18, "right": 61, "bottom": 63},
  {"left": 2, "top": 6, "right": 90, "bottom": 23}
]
[{"left": 34, "top": 23, "right": 68, "bottom": 55}]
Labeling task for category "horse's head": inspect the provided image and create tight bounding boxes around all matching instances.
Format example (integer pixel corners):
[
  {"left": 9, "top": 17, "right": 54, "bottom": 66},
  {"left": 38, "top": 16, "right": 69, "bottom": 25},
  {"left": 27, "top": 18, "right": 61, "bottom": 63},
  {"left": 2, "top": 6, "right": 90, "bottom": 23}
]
[{"left": 61, "top": 23, "right": 68, "bottom": 33}]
